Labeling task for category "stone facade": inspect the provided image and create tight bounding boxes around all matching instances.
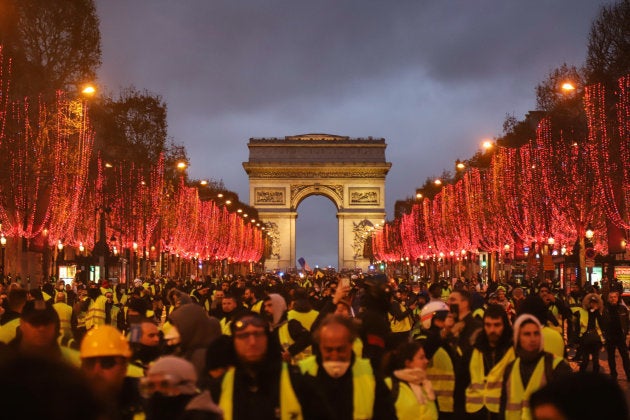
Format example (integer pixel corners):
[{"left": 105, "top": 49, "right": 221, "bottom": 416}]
[{"left": 243, "top": 134, "right": 391, "bottom": 271}]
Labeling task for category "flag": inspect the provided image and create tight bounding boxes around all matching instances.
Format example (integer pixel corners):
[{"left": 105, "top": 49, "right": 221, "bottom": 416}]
[{"left": 298, "top": 257, "right": 312, "bottom": 272}]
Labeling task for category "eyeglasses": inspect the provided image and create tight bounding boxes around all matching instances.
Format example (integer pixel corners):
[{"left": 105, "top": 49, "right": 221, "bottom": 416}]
[
  {"left": 233, "top": 330, "right": 267, "bottom": 341},
  {"left": 82, "top": 356, "right": 122, "bottom": 370},
  {"left": 232, "top": 316, "right": 268, "bottom": 332},
  {"left": 139, "top": 374, "right": 193, "bottom": 398}
]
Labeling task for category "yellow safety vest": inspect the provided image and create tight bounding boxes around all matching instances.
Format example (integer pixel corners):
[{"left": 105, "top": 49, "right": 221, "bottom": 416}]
[
  {"left": 219, "top": 363, "right": 302, "bottom": 420},
  {"left": 278, "top": 322, "right": 313, "bottom": 363},
  {"left": 220, "top": 318, "right": 232, "bottom": 336},
  {"left": 299, "top": 356, "right": 375, "bottom": 419},
  {"left": 288, "top": 309, "right": 319, "bottom": 332},
  {"left": 250, "top": 300, "right": 263, "bottom": 314},
  {"left": 466, "top": 347, "right": 516, "bottom": 413},
  {"left": 0, "top": 318, "right": 20, "bottom": 344},
  {"left": 384, "top": 377, "right": 438, "bottom": 420},
  {"left": 504, "top": 355, "right": 563, "bottom": 420},
  {"left": 53, "top": 302, "right": 74, "bottom": 340},
  {"left": 426, "top": 347, "right": 455, "bottom": 413},
  {"left": 576, "top": 307, "right": 604, "bottom": 341},
  {"left": 86, "top": 295, "right": 107, "bottom": 330},
  {"left": 541, "top": 327, "right": 564, "bottom": 358},
  {"left": 389, "top": 303, "right": 412, "bottom": 333}
]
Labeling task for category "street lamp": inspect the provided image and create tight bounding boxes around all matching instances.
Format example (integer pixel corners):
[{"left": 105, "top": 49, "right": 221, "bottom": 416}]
[
  {"left": 56, "top": 240, "right": 64, "bottom": 280},
  {"left": 0, "top": 233, "right": 6, "bottom": 281}
]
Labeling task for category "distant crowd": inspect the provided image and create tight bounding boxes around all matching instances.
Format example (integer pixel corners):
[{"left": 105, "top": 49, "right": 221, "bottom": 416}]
[{"left": 0, "top": 272, "right": 628, "bottom": 420}]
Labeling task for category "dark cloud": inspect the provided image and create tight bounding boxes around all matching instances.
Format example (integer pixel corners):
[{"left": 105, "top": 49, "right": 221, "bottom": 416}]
[{"left": 95, "top": 0, "right": 606, "bottom": 267}]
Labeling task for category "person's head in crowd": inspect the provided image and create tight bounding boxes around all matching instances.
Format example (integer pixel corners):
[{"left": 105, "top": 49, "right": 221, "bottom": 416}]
[
  {"left": 419, "top": 300, "right": 449, "bottom": 330},
  {"left": 383, "top": 340, "right": 430, "bottom": 380},
  {"left": 512, "top": 287, "right": 525, "bottom": 301},
  {"left": 448, "top": 289, "right": 472, "bottom": 319},
  {"left": 264, "top": 293, "right": 288, "bottom": 325},
  {"left": 131, "top": 319, "right": 162, "bottom": 365},
  {"left": 334, "top": 299, "right": 354, "bottom": 318},
  {"left": 513, "top": 314, "right": 543, "bottom": 357},
  {"left": 517, "top": 295, "right": 550, "bottom": 325},
  {"left": 7, "top": 287, "right": 28, "bottom": 313},
  {"left": 140, "top": 356, "right": 202, "bottom": 420},
  {"left": 230, "top": 312, "right": 273, "bottom": 365},
  {"left": 428, "top": 282, "right": 443, "bottom": 300},
  {"left": 607, "top": 290, "right": 621, "bottom": 306},
  {"left": 213, "top": 289, "right": 225, "bottom": 303},
  {"left": 488, "top": 293, "right": 499, "bottom": 305},
  {"left": 205, "top": 334, "right": 234, "bottom": 379},
  {"left": 313, "top": 314, "right": 358, "bottom": 378},
  {"left": 18, "top": 300, "right": 60, "bottom": 356},
  {"left": 583, "top": 293, "right": 602, "bottom": 313},
  {"left": 80, "top": 325, "right": 131, "bottom": 399},
  {"left": 530, "top": 371, "right": 628, "bottom": 420},
  {"left": 127, "top": 297, "right": 149, "bottom": 325},
  {"left": 243, "top": 287, "right": 257, "bottom": 305},
  {"left": 479, "top": 304, "right": 512, "bottom": 349},
  {"left": 0, "top": 354, "right": 106, "bottom": 420},
  {"left": 221, "top": 293, "right": 238, "bottom": 315},
  {"left": 167, "top": 288, "right": 192, "bottom": 309}
]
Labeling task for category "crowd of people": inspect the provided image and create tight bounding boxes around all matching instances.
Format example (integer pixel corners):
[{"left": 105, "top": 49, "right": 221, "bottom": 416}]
[{"left": 0, "top": 271, "right": 628, "bottom": 420}]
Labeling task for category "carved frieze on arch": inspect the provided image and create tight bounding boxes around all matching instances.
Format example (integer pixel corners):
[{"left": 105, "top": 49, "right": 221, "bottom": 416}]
[{"left": 290, "top": 184, "right": 344, "bottom": 210}]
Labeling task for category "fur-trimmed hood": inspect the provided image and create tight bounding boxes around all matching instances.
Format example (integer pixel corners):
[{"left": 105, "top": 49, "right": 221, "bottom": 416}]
[{"left": 582, "top": 293, "right": 603, "bottom": 313}]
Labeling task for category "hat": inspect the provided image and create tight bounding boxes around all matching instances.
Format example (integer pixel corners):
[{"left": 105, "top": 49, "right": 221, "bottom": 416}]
[
  {"left": 146, "top": 356, "right": 197, "bottom": 395},
  {"left": 21, "top": 300, "right": 59, "bottom": 326}
]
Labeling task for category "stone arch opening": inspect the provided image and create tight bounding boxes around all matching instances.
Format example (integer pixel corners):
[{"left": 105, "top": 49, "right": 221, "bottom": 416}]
[
  {"left": 243, "top": 134, "right": 391, "bottom": 271},
  {"left": 295, "top": 195, "right": 339, "bottom": 268}
]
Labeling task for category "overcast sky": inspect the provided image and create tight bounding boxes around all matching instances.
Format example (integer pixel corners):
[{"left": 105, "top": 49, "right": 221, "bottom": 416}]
[{"left": 94, "top": 0, "right": 608, "bottom": 268}]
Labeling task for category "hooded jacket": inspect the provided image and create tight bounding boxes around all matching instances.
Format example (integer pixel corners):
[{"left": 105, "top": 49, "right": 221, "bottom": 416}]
[{"left": 169, "top": 303, "right": 221, "bottom": 377}]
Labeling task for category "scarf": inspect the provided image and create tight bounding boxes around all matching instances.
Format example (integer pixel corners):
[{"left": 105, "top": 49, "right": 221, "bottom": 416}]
[{"left": 393, "top": 368, "right": 435, "bottom": 404}]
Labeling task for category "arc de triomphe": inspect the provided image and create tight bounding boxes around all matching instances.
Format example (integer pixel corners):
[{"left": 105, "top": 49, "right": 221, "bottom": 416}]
[{"left": 243, "top": 134, "right": 391, "bottom": 271}]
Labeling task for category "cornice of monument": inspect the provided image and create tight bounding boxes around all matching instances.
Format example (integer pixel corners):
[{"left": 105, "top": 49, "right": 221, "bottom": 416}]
[{"left": 243, "top": 162, "right": 391, "bottom": 178}]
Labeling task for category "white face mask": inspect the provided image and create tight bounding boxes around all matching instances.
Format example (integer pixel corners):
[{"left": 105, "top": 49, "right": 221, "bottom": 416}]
[{"left": 322, "top": 361, "right": 351, "bottom": 378}]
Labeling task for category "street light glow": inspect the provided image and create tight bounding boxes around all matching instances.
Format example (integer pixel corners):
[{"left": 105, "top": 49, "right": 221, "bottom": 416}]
[
  {"left": 176, "top": 161, "right": 187, "bottom": 170},
  {"left": 482, "top": 140, "right": 493, "bottom": 150},
  {"left": 561, "top": 82, "right": 576, "bottom": 92},
  {"left": 434, "top": 178, "right": 442, "bottom": 186},
  {"left": 82, "top": 84, "right": 96, "bottom": 96}
]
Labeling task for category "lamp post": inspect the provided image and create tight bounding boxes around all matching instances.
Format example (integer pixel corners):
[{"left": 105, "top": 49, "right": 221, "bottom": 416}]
[
  {"left": 56, "top": 240, "right": 64, "bottom": 281},
  {"left": 0, "top": 233, "right": 6, "bottom": 282}
]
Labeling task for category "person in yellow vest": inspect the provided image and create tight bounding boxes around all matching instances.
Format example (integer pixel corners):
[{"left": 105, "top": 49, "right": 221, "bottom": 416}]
[
  {"left": 500, "top": 314, "right": 571, "bottom": 420},
  {"left": 576, "top": 293, "right": 605, "bottom": 373},
  {"left": 52, "top": 291, "right": 77, "bottom": 347},
  {"left": 242, "top": 286, "right": 263, "bottom": 313},
  {"left": 420, "top": 300, "right": 457, "bottom": 419},
  {"left": 85, "top": 283, "right": 107, "bottom": 330},
  {"left": 464, "top": 304, "right": 515, "bottom": 420},
  {"left": 517, "top": 295, "right": 566, "bottom": 359},
  {"left": 298, "top": 314, "right": 397, "bottom": 419},
  {"left": 383, "top": 340, "right": 438, "bottom": 420},
  {"left": 80, "top": 325, "right": 145, "bottom": 420},
  {"left": 0, "top": 287, "right": 28, "bottom": 344},
  {"left": 388, "top": 288, "right": 415, "bottom": 350},
  {"left": 219, "top": 293, "right": 248, "bottom": 336},
  {"left": 217, "top": 312, "right": 331, "bottom": 419},
  {"left": 288, "top": 287, "right": 319, "bottom": 332},
  {"left": 264, "top": 293, "right": 313, "bottom": 363}
]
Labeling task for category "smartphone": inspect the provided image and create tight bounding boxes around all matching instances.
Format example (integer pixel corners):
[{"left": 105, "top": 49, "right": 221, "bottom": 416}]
[{"left": 450, "top": 303, "right": 459, "bottom": 321}]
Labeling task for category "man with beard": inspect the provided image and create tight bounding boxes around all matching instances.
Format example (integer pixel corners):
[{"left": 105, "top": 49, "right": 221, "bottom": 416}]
[
  {"left": 219, "top": 293, "right": 248, "bottom": 335},
  {"left": 131, "top": 319, "right": 163, "bottom": 371},
  {"left": 500, "top": 314, "right": 571, "bottom": 419},
  {"left": 217, "top": 312, "right": 330, "bottom": 419},
  {"left": 242, "top": 286, "right": 263, "bottom": 314},
  {"left": 464, "top": 304, "right": 514, "bottom": 420}
]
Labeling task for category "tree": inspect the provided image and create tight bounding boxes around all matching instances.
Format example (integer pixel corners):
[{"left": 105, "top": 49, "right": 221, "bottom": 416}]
[
  {"left": 535, "top": 64, "right": 585, "bottom": 112},
  {"left": 0, "top": 0, "right": 101, "bottom": 100},
  {"left": 92, "top": 87, "right": 169, "bottom": 168},
  {"left": 585, "top": 0, "right": 630, "bottom": 87}
]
